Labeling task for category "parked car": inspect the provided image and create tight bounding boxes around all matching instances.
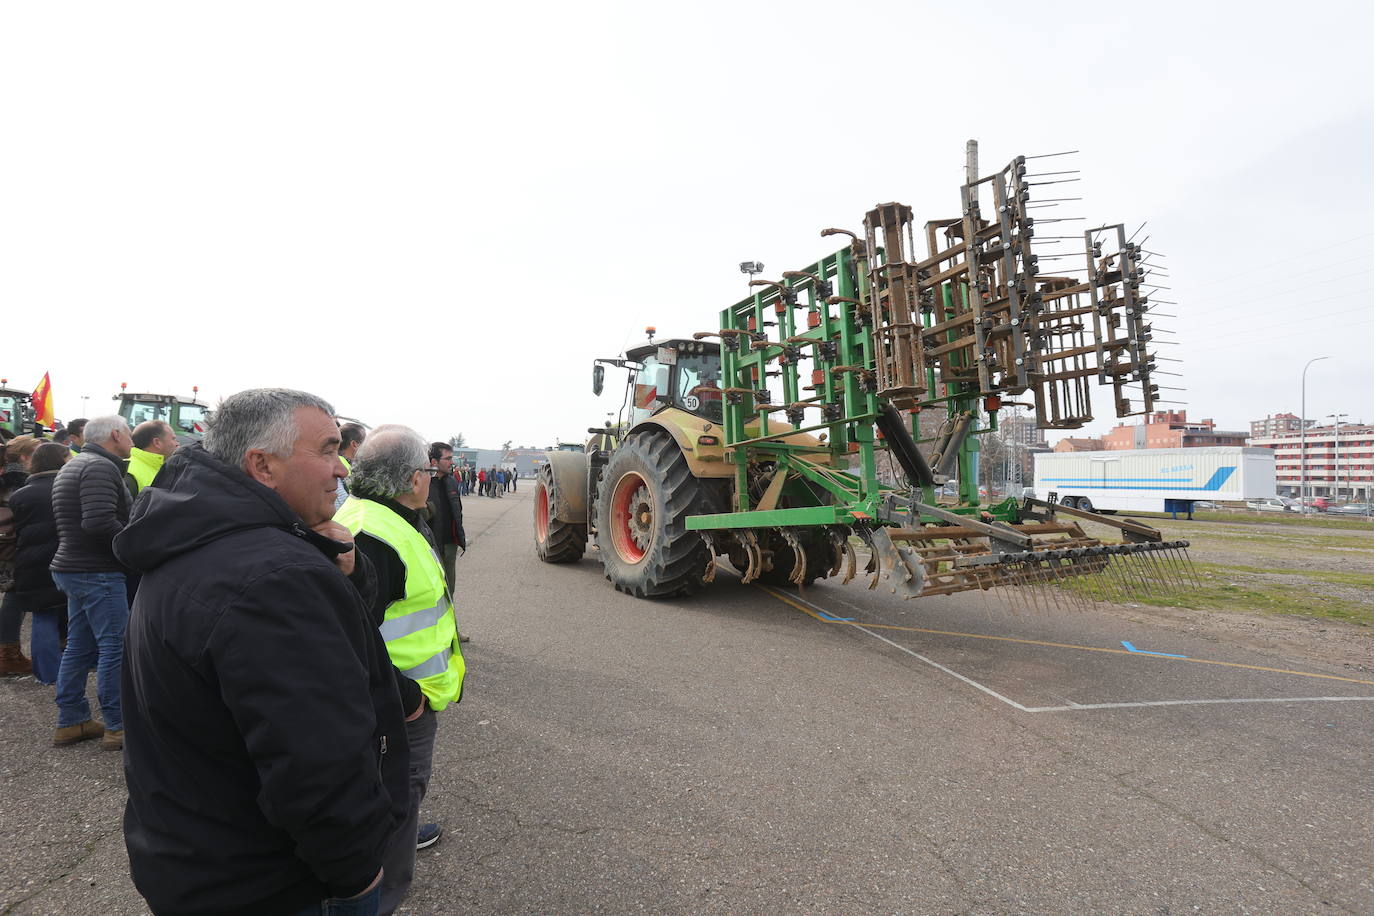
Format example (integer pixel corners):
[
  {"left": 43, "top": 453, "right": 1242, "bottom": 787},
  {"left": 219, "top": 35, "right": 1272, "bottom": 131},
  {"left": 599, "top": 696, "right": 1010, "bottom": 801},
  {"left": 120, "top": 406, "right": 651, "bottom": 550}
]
[
  {"left": 1192, "top": 500, "right": 1218, "bottom": 510},
  {"left": 1328, "top": 503, "right": 1374, "bottom": 517},
  {"left": 1247, "top": 497, "right": 1298, "bottom": 512}
]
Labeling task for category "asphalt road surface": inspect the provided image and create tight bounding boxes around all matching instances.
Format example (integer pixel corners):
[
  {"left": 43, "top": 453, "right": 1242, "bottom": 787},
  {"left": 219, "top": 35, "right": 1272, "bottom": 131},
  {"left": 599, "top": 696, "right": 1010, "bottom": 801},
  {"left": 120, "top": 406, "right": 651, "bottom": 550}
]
[{"left": 3, "top": 487, "right": 1372, "bottom": 914}]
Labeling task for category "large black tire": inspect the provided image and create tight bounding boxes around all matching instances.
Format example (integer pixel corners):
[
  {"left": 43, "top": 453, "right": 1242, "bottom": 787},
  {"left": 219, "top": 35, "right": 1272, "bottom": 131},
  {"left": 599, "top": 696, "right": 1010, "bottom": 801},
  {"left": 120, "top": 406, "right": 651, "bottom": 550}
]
[
  {"left": 534, "top": 463, "right": 587, "bottom": 563},
  {"left": 595, "top": 430, "right": 720, "bottom": 598}
]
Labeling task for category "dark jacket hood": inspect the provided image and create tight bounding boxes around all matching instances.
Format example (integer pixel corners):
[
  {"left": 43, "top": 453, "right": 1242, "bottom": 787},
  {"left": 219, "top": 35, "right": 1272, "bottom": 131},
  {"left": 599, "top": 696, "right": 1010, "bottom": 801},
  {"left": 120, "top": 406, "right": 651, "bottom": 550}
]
[{"left": 114, "top": 442, "right": 346, "bottom": 574}]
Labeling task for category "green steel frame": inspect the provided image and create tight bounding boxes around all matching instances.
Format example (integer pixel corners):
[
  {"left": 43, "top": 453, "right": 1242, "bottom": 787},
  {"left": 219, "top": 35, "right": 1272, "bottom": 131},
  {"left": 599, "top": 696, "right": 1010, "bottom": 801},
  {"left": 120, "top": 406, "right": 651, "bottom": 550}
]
[{"left": 684, "top": 243, "right": 1018, "bottom": 534}]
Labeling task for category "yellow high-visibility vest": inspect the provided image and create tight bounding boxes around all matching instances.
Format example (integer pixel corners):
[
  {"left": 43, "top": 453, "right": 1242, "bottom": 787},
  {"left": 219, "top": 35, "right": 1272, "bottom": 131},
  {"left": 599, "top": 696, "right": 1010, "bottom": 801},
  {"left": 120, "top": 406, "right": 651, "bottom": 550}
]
[
  {"left": 127, "top": 447, "right": 165, "bottom": 494},
  {"left": 334, "top": 496, "right": 465, "bottom": 710}
]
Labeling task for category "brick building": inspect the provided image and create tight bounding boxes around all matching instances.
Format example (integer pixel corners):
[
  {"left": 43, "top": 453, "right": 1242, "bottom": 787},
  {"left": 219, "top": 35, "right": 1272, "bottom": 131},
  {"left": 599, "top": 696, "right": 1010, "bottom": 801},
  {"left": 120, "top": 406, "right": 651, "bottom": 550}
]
[
  {"left": 1100, "top": 410, "right": 1247, "bottom": 451},
  {"left": 1248, "top": 421, "right": 1374, "bottom": 500},
  {"left": 999, "top": 414, "right": 1047, "bottom": 450},
  {"left": 1052, "top": 437, "right": 1104, "bottom": 453},
  {"left": 1250, "top": 412, "right": 1310, "bottom": 439}
]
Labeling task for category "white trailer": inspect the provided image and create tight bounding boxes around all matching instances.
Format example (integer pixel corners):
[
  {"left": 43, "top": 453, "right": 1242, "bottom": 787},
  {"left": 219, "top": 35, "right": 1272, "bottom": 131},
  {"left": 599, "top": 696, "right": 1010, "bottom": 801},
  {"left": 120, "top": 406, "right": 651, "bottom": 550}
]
[{"left": 1032, "top": 447, "right": 1276, "bottom": 516}]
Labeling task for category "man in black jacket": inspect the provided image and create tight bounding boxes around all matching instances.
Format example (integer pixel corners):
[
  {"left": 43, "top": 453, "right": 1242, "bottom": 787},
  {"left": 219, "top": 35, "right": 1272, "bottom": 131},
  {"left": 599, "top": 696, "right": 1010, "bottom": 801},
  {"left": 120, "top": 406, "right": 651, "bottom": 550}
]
[
  {"left": 115, "top": 389, "right": 409, "bottom": 916},
  {"left": 426, "top": 443, "right": 466, "bottom": 586},
  {"left": 50, "top": 414, "right": 133, "bottom": 749},
  {"left": 6, "top": 443, "right": 70, "bottom": 683}
]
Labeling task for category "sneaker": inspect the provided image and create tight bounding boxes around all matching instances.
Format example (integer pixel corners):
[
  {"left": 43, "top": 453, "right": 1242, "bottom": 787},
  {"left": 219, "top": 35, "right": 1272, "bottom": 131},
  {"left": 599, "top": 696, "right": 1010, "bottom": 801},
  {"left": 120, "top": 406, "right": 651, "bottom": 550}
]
[
  {"left": 53, "top": 720, "right": 105, "bottom": 747},
  {"left": 101, "top": 729, "right": 125, "bottom": 751},
  {"left": 416, "top": 823, "right": 443, "bottom": 850}
]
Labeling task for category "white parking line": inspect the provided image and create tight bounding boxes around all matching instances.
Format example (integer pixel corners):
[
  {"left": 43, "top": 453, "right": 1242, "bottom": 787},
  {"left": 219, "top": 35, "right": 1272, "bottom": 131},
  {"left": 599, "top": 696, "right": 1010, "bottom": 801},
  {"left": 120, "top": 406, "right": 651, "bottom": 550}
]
[{"left": 781, "top": 589, "right": 1374, "bottom": 714}]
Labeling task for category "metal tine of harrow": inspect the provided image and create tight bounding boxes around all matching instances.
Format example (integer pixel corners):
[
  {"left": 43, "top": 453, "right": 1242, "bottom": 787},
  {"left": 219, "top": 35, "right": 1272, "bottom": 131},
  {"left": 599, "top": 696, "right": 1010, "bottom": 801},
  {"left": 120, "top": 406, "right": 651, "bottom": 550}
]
[
  {"left": 1181, "top": 547, "right": 1203, "bottom": 589},
  {"left": 1014, "top": 564, "right": 1035, "bottom": 614},
  {"left": 1163, "top": 545, "right": 1188, "bottom": 593},
  {"left": 1070, "top": 556, "right": 1097, "bottom": 611},
  {"left": 1049, "top": 556, "right": 1078, "bottom": 611},
  {"left": 1029, "top": 558, "right": 1052, "bottom": 613},
  {"left": 1120, "top": 551, "right": 1146, "bottom": 601},
  {"left": 1044, "top": 554, "right": 1077, "bottom": 612},
  {"left": 1124, "top": 548, "right": 1153, "bottom": 599},
  {"left": 1103, "top": 552, "right": 1131, "bottom": 602},
  {"left": 1156, "top": 545, "right": 1184, "bottom": 591},
  {"left": 1176, "top": 549, "right": 1198, "bottom": 590},
  {"left": 1086, "top": 553, "right": 1112, "bottom": 606},
  {"left": 1048, "top": 556, "right": 1076, "bottom": 612},
  {"left": 1140, "top": 547, "right": 1168, "bottom": 599}
]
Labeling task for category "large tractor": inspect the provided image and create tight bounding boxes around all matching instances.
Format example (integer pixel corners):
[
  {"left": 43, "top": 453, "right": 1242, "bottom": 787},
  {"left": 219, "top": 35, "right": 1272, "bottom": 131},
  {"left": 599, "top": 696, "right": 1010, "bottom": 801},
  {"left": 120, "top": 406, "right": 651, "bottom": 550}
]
[
  {"left": 114, "top": 384, "right": 210, "bottom": 444},
  {"left": 534, "top": 151, "right": 1194, "bottom": 603},
  {"left": 535, "top": 335, "right": 840, "bottom": 596}
]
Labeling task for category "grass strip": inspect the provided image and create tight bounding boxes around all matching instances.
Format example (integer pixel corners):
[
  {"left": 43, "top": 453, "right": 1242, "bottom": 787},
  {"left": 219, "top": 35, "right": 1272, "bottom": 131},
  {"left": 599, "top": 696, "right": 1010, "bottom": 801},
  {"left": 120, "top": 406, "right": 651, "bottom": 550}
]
[{"left": 1057, "top": 561, "right": 1374, "bottom": 628}]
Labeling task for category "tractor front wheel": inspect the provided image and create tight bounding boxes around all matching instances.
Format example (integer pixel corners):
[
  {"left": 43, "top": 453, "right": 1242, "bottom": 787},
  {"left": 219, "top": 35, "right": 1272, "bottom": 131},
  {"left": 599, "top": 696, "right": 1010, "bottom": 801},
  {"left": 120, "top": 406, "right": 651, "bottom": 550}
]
[
  {"left": 534, "top": 463, "right": 587, "bottom": 563},
  {"left": 596, "top": 430, "right": 721, "bottom": 598}
]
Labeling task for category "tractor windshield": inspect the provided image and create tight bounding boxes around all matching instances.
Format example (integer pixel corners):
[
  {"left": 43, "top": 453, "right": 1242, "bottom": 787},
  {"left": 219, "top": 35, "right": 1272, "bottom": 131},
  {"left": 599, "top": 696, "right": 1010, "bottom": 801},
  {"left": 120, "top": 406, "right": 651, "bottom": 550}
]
[
  {"left": 673, "top": 352, "right": 724, "bottom": 423},
  {"left": 127, "top": 401, "right": 169, "bottom": 426},
  {"left": 176, "top": 402, "right": 208, "bottom": 435}
]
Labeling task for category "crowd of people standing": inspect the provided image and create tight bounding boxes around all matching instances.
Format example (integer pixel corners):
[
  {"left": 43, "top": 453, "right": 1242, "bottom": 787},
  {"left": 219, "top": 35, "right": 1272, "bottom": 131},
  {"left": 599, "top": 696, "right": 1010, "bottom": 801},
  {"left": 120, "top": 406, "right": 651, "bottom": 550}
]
[
  {"left": 0, "top": 391, "right": 508, "bottom": 915},
  {"left": 456, "top": 464, "right": 518, "bottom": 498}
]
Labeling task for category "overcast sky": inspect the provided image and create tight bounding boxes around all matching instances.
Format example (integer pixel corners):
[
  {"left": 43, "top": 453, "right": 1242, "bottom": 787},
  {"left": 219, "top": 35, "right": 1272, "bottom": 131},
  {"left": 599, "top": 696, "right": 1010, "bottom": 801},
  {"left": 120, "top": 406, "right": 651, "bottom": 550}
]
[{"left": 3, "top": 1, "right": 1370, "bottom": 449}]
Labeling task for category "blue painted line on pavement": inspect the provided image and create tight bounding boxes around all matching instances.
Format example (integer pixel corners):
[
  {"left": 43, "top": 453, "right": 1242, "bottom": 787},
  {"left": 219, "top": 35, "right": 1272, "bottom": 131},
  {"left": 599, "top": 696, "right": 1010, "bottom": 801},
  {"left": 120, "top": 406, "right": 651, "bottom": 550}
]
[
  {"left": 1121, "top": 640, "right": 1189, "bottom": 659},
  {"left": 816, "top": 608, "right": 855, "bottom": 622}
]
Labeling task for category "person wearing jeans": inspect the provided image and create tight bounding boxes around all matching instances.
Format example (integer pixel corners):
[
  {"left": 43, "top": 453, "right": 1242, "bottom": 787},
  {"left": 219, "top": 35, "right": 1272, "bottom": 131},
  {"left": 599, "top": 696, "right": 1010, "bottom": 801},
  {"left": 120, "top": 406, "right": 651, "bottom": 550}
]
[
  {"left": 51, "top": 570, "right": 127, "bottom": 734},
  {"left": 48, "top": 415, "right": 133, "bottom": 749}
]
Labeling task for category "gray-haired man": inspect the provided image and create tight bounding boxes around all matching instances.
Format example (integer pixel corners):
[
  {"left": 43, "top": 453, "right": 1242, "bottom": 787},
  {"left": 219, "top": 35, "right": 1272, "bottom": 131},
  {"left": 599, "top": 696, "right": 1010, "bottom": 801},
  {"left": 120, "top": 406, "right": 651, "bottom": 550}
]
[
  {"left": 336, "top": 424, "right": 466, "bottom": 916},
  {"left": 50, "top": 414, "right": 133, "bottom": 749},
  {"left": 117, "top": 389, "right": 410, "bottom": 916}
]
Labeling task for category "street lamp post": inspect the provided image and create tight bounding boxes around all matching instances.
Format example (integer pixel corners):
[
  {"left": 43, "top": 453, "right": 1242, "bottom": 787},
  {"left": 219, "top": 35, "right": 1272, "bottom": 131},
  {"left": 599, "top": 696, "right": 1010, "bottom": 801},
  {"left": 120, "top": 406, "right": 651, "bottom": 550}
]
[{"left": 1299, "top": 356, "right": 1329, "bottom": 514}]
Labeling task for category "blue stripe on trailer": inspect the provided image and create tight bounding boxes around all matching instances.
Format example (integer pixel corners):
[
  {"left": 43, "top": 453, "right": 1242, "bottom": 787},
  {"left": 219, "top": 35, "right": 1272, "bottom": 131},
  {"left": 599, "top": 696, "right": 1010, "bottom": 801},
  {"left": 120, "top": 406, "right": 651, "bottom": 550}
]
[{"left": 1042, "top": 467, "right": 1236, "bottom": 491}]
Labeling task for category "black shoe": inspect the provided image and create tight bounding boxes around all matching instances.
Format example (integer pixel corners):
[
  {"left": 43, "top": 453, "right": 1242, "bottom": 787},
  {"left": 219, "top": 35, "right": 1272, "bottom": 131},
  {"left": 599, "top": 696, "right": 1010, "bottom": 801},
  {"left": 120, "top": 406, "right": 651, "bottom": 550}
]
[{"left": 416, "top": 822, "right": 443, "bottom": 850}]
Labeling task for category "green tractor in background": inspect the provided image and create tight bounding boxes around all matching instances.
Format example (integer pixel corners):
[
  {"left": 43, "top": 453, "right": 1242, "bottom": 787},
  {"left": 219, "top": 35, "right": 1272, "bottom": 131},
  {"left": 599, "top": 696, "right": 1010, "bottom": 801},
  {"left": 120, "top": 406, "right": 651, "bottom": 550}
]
[
  {"left": 114, "top": 384, "right": 211, "bottom": 444},
  {"left": 0, "top": 380, "right": 36, "bottom": 443}
]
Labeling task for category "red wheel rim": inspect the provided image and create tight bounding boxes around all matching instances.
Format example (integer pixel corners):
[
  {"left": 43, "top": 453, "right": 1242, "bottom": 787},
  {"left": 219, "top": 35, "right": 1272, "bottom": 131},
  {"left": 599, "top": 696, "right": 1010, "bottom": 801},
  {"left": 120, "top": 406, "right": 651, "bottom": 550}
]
[
  {"left": 609, "top": 471, "right": 652, "bottom": 564},
  {"left": 534, "top": 480, "right": 550, "bottom": 543}
]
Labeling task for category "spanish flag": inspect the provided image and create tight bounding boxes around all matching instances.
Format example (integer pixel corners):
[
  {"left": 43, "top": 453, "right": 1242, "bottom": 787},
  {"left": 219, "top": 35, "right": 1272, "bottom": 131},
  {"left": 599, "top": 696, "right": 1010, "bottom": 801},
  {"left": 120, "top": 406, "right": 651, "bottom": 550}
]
[{"left": 31, "top": 373, "right": 55, "bottom": 429}]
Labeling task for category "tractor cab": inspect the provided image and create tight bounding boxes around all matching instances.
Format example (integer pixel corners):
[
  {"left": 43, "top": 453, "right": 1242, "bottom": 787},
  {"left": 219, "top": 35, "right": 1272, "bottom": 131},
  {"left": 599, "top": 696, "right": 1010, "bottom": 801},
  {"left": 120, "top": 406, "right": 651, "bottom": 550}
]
[
  {"left": 619, "top": 338, "right": 724, "bottom": 425},
  {"left": 114, "top": 385, "right": 210, "bottom": 443},
  {"left": 0, "top": 380, "right": 35, "bottom": 442}
]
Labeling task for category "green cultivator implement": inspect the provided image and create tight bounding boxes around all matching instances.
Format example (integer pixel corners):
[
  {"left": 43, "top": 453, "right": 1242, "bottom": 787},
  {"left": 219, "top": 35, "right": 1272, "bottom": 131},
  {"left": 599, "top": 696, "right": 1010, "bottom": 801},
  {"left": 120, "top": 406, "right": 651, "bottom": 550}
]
[{"left": 535, "top": 148, "right": 1195, "bottom": 602}]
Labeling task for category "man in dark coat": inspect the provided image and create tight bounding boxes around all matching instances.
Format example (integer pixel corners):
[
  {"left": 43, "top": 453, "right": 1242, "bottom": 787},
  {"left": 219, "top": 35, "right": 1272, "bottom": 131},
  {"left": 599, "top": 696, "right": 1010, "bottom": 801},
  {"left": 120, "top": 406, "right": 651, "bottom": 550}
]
[
  {"left": 116, "top": 388, "right": 409, "bottom": 916},
  {"left": 6, "top": 443, "right": 70, "bottom": 682},
  {"left": 49, "top": 415, "right": 133, "bottom": 747},
  {"left": 425, "top": 442, "right": 467, "bottom": 584}
]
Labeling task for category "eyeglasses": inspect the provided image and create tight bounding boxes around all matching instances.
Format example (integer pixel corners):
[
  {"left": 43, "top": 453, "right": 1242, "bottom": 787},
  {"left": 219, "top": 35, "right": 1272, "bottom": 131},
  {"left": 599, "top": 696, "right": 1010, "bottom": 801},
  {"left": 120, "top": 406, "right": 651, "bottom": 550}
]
[{"left": 416, "top": 467, "right": 440, "bottom": 478}]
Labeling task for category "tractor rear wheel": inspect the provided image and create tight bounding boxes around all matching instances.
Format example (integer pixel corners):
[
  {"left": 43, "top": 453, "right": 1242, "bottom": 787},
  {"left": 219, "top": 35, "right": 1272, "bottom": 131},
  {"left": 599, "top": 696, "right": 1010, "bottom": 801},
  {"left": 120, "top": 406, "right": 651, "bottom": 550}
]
[
  {"left": 534, "top": 463, "right": 587, "bottom": 563},
  {"left": 596, "top": 430, "right": 720, "bottom": 598}
]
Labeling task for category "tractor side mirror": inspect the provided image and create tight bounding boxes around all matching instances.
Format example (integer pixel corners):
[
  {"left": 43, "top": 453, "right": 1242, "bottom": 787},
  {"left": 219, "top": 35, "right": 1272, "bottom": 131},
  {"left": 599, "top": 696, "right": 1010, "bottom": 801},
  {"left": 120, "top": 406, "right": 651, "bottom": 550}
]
[{"left": 592, "top": 363, "right": 605, "bottom": 396}]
